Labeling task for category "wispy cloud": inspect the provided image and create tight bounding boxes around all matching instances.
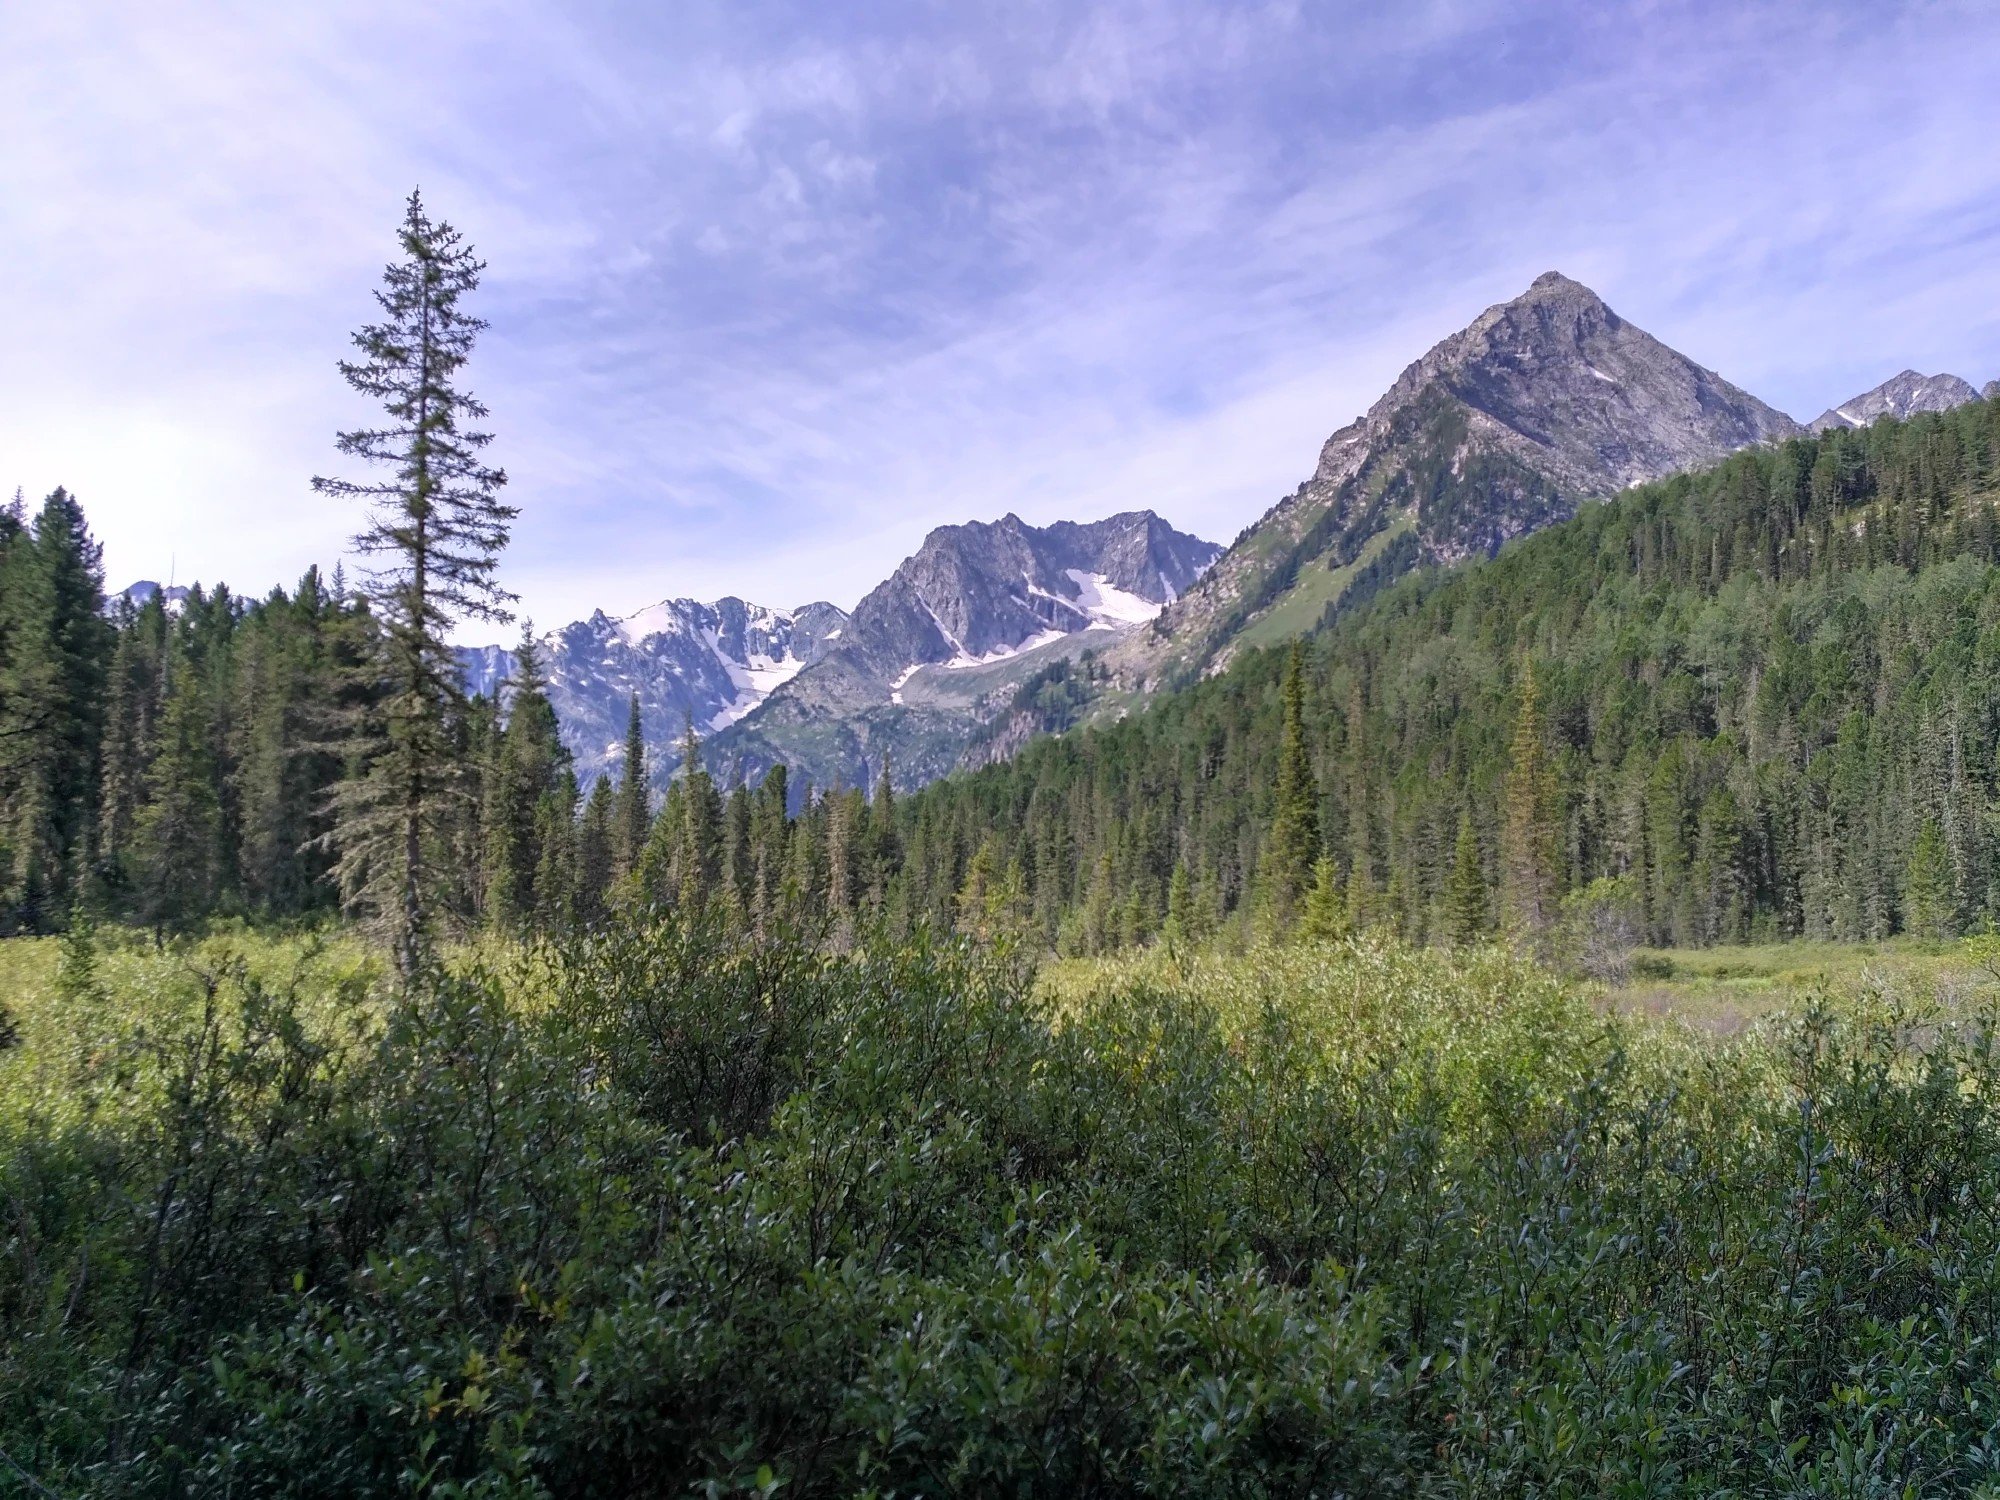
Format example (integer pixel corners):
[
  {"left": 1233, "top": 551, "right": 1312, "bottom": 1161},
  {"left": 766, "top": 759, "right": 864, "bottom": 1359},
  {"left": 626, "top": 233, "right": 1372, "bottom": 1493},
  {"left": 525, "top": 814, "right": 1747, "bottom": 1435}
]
[{"left": 4, "top": 1, "right": 1998, "bottom": 634}]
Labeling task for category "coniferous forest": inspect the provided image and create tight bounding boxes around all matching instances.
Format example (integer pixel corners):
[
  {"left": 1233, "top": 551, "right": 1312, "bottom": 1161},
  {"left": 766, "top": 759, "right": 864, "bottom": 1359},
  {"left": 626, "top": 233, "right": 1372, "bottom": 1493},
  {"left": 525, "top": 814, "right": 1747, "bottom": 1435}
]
[
  {"left": 11, "top": 392, "right": 2000, "bottom": 958},
  {"left": 14, "top": 193, "right": 2000, "bottom": 1496}
]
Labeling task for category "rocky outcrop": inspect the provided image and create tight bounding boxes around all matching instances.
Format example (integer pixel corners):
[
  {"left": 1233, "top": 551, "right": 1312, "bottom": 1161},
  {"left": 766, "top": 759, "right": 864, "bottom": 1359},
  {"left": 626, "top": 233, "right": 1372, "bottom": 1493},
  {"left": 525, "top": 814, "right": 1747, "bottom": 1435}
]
[{"left": 1810, "top": 370, "right": 1981, "bottom": 432}]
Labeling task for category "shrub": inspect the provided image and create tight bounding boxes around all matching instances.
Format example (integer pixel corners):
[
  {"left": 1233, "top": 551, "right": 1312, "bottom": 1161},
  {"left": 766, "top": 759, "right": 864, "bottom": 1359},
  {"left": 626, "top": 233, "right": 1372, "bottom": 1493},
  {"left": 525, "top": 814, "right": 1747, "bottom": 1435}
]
[{"left": 6, "top": 920, "right": 2000, "bottom": 1494}]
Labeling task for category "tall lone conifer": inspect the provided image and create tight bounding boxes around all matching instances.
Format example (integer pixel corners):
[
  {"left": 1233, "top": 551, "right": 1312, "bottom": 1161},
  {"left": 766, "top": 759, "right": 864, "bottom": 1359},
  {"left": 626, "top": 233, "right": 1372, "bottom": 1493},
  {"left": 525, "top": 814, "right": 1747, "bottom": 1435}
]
[{"left": 313, "top": 191, "right": 515, "bottom": 974}]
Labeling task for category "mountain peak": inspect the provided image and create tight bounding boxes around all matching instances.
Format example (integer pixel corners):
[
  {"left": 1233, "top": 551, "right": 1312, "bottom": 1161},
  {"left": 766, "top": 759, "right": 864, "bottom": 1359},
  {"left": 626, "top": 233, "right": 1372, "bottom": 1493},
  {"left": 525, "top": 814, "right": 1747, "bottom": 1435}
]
[
  {"left": 1810, "top": 369, "right": 1980, "bottom": 432},
  {"left": 1525, "top": 269, "right": 1596, "bottom": 297},
  {"left": 1116, "top": 274, "right": 1802, "bottom": 687}
]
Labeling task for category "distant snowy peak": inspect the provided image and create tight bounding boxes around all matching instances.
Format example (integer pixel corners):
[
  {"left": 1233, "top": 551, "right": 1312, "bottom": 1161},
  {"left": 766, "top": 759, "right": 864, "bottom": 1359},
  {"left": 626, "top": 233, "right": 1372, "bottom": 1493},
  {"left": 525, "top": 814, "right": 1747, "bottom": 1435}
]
[
  {"left": 458, "top": 593, "right": 847, "bottom": 783},
  {"left": 1810, "top": 370, "right": 1982, "bottom": 432}
]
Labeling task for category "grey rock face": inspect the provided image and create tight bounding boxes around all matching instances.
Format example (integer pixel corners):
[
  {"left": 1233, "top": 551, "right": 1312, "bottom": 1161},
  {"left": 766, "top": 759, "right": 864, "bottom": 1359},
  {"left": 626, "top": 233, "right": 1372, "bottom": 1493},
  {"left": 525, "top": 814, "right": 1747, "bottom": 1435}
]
[
  {"left": 705, "top": 510, "right": 1220, "bottom": 790},
  {"left": 1115, "top": 272, "right": 1805, "bottom": 685},
  {"left": 1984, "top": 380, "right": 2000, "bottom": 401},
  {"left": 458, "top": 595, "right": 847, "bottom": 785},
  {"left": 830, "top": 511, "right": 1218, "bottom": 679},
  {"left": 1365, "top": 271, "right": 1803, "bottom": 496},
  {"left": 1810, "top": 370, "right": 1981, "bottom": 432}
]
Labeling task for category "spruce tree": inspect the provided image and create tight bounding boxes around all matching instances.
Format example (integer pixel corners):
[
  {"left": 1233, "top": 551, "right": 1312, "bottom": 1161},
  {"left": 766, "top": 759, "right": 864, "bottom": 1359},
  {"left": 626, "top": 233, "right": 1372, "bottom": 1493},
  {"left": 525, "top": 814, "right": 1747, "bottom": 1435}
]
[
  {"left": 673, "top": 721, "right": 722, "bottom": 909},
  {"left": 867, "top": 757, "right": 899, "bottom": 908},
  {"left": 751, "top": 763, "right": 789, "bottom": 931},
  {"left": 614, "top": 694, "right": 648, "bottom": 878},
  {"left": 134, "top": 659, "right": 221, "bottom": 934},
  {"left": 0, "top": 488, "right": 111, "bottom": 930},
  {"left": 96, "top": 598, "right": 167, "bottom": 895},
  {"left": 484, "top": 631, "right": 567, "bottom": 931},
  {"left": 313, "top": 191, "right": 516, "bottom": 973},
  {"left": 1263, "top": 644, "right": 1320, "bottom": 925},
  {"left": 1904, "top": 816, "right": 1954, "bottom": 939},
  {"left": 1445, "top": 812, "right": 1489, "bottom": 946},
  {"left": 1162, "top": 860, "right": 1196, "bottom": 949},
  {"left": 1501, "top": 659, "right": 1561, "bottom": 938},
  {"left": 1300, "top": 856, "right": 1349, "bottom": 942},
  {"left": 574, "top": 772, "right": 615, "bottom": 926}
]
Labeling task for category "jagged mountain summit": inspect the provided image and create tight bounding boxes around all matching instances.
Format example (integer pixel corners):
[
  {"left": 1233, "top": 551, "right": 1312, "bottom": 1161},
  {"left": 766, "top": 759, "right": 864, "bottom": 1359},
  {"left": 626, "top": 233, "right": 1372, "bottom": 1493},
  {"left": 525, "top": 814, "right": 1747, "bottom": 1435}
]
[
  {"left": 1810, "top": 370, "right": 1982, "bottom": 432},
  {"left": 460, "top": 595, "right": 847, "bottom": 784},
  {"left": 1111, "top": 271, "right": 1804, "bottom": 685},
  {"left": 705, "top": 510, "right": 1220, "bottom": 790}
]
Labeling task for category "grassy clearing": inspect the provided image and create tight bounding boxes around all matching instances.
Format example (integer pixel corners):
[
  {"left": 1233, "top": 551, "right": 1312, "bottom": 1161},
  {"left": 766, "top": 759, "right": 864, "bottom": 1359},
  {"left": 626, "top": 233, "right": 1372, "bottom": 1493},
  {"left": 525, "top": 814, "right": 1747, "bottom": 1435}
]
[
  {"left": 1231, "top": 511, "right": 1415, "bottom": 654},
  {"left": 1608, "top": 936, "right": 1987, "bottom": 1030}
]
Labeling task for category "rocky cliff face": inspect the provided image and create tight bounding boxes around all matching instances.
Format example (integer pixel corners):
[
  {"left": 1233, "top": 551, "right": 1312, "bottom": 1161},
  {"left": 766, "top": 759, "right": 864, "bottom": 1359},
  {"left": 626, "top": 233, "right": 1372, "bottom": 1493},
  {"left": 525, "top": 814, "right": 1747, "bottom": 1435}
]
[
  {"left": 1112, "top": 272, "right": 1803, "bottom": 685},
  {"left": 1810, "top": 370, "right": 1982, "bottom": 432},
  {"left": 706, "top": 510, "right": 1219, "bottom": 790}
]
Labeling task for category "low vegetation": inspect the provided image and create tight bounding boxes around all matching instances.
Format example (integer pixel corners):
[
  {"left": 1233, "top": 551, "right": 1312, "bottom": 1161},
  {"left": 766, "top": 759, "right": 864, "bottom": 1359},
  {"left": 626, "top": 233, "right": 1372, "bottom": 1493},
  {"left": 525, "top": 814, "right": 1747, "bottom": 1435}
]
[{"left": 9, "top": 916, "right": 2000, "bottom": 1494}]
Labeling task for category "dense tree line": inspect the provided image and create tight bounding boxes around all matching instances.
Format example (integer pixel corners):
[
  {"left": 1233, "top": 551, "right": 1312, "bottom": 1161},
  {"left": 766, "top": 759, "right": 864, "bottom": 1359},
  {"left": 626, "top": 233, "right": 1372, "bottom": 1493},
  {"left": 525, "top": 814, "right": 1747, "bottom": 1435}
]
[
  {"left": 868, "top": 393, "right": 2000, "bottom": 952},
  {"left": 12, "top": 385, "right": 2000, "bottom": 952}
]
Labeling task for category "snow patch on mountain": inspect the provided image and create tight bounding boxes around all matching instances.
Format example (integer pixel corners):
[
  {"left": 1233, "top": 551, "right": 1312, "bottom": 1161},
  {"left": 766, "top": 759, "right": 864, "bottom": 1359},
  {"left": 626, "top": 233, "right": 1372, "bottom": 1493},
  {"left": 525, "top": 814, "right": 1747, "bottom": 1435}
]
[
  {"left": 943, "top": 627, "right": 1069, "bottom": 671},
  {"left": 459, "top": 593, "right": 847, "bottom": 784},
  {"left": 1065, "top": 570, "right": 1162, "bottom": 626}
]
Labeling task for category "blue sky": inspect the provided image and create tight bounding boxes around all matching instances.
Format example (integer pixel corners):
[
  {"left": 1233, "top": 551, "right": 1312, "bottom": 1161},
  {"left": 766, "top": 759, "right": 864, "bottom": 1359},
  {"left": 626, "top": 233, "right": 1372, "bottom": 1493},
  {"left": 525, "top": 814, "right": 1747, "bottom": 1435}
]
[{"left": 5, "top": 1, "right": 1999, "bottom": 637}]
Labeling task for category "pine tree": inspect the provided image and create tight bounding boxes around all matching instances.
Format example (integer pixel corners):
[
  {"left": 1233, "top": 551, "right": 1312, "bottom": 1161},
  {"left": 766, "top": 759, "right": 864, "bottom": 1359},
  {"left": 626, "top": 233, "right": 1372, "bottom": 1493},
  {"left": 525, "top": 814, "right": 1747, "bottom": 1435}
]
[
  {"left": 1162, "top": 860, "right": 1197, "bottom": 949},
  {"left": 614, "top": 694, "right": 649, "bottom": 878},
  {"left": 96, "top": 597, "right": 167, "bottom": 896},
  {"left": 1501, "top": 659, "right": 1561, "bottom": 938},
  {"left": 134, "top": 659, "right": 221, "bottom": 934},
  {"left": 1300, "top": 856, "right": 1349, "bottom": 942},
  {"left": 533, "top": 766, "right": 579, "bottom": 930},
  {"left": 0, "top": 488, "right": 111, "bottom": 930},
  {"left": 484, "top": 631, "right": 568, "bottom": 931},
  {"left": 1263, "top": 644, "right": 1320, "bottom": 925},
  {"left": 674, "top": 721, "right": 722, "bottom": 910},
  {"left": 575, "top": 772, "right": 615, "bottom": 926},
  {"left": 867, "top": 757, "right": 899, "bottom": 909},
  {"left": 751, "top": 764, "right": 789, "bottom": 932},
  {"left": 1904, "top": 815, "right": 1954, "bottom": 939},
  {"left": 312, "top": 191, "right": 516, "bottom": 973},
  {"left": 1445, "top": 812, "right": 1489, "bottom": 946}
]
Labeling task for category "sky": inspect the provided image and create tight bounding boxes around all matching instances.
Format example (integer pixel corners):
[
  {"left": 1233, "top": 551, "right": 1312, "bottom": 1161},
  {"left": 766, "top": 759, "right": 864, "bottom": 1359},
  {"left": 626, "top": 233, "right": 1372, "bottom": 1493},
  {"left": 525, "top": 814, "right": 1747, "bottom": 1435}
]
[{"left": 6, "top": 1, "right": 2000, "bottom": 641}]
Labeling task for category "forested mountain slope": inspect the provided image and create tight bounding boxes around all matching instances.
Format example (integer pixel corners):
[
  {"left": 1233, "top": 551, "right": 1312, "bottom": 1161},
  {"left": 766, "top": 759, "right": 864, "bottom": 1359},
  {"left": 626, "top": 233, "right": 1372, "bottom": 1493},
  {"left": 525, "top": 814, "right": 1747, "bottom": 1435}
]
[{"left": 881, "top": 394, "right": 2000, "bottom": 952}]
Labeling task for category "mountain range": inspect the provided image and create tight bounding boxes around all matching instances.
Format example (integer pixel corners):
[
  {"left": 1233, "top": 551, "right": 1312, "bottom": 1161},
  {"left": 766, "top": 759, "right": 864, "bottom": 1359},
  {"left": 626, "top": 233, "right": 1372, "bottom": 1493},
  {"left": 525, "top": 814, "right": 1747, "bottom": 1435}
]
[
  {"left": 457, "top": 512, "right": 1217, "bottom": 792},
  {"left": 431, "top": 274, "right": 1984, "bottom": 794}
]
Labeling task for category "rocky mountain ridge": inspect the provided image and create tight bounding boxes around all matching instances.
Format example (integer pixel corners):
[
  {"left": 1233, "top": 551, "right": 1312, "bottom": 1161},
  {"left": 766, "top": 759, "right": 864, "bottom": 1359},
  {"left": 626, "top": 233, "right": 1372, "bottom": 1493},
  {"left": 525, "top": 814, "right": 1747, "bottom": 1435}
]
[
  {"left": 703, "top": 510, "right": 1221, "bottom": 791},
  {"left": 1110, "top": 271, "right": 1808, "bottom": 686},
  {"left": 1810, "top": 370, "right": 1983, "bottom": 432},
  {"left": 458, "top": 595, "right": 848, "bottom": 784}
]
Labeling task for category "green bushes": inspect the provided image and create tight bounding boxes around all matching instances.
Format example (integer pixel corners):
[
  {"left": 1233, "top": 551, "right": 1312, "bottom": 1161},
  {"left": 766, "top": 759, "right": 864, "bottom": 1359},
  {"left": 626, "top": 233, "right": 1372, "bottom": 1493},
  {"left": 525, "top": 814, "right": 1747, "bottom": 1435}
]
[{"left": 7, "top": 921, "right": 2000, "bottom": 1494}]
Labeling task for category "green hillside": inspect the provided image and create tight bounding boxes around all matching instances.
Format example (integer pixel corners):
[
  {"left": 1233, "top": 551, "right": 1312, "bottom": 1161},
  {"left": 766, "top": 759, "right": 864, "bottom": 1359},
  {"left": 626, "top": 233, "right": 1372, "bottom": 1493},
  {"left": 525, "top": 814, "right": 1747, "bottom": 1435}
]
[{"left": 879, "top": 395, "right": 2000, "bottom": 953}]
